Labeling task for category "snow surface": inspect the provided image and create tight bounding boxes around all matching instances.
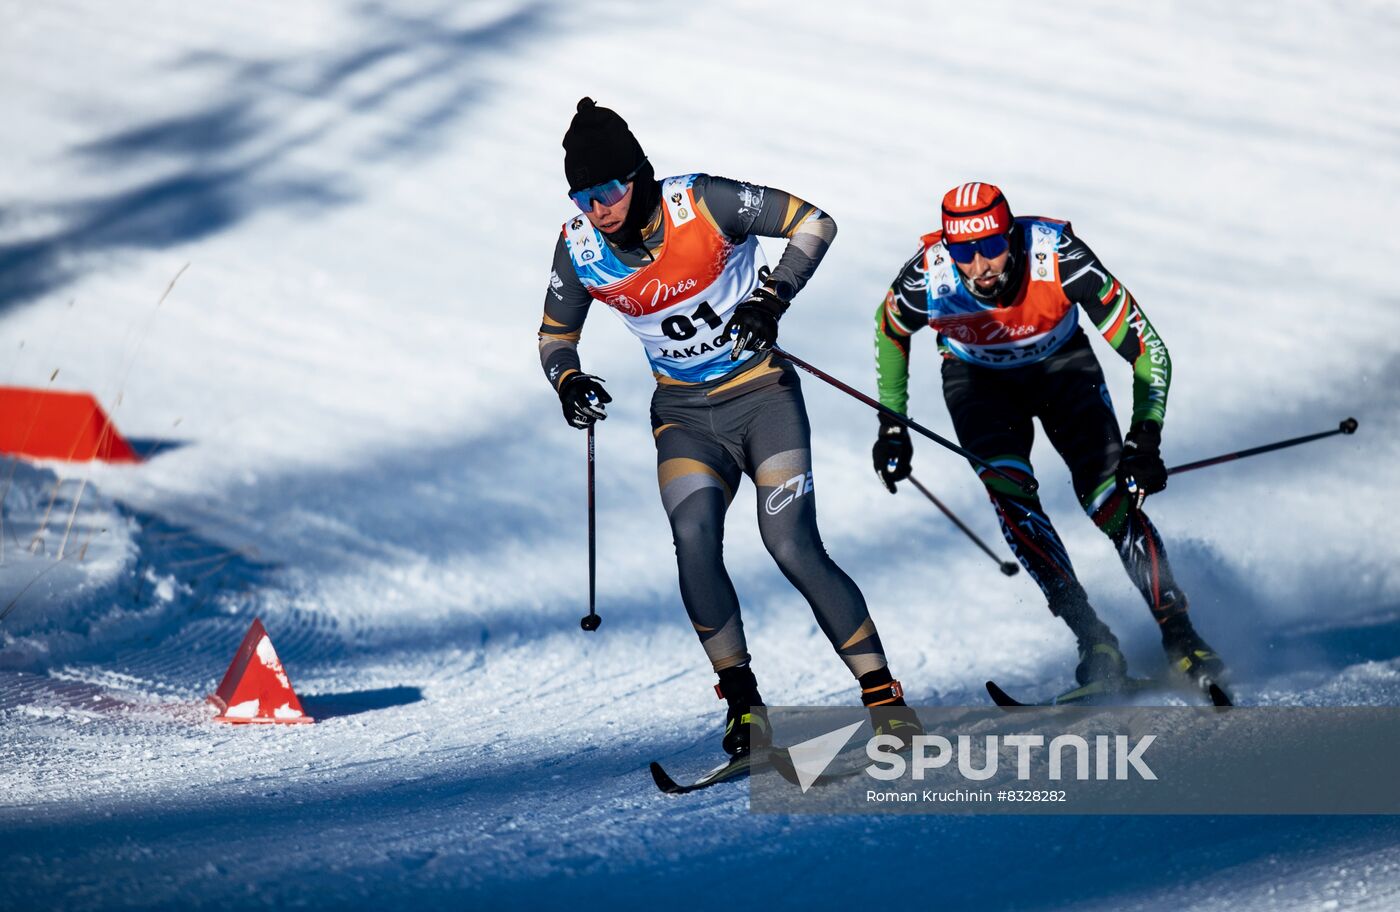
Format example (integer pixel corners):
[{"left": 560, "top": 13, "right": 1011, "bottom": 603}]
[{"left": 2, "top": 0, "right": 1399, "bottom": 908}]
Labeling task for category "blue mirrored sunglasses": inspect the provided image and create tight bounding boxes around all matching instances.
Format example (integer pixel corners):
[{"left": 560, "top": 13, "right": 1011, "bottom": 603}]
[
  {"left": 946, "top": 233, "right": 1011, "bottom": 264},
  {"left": 569, "top": 162, "right": 646, "bottom": 212}
]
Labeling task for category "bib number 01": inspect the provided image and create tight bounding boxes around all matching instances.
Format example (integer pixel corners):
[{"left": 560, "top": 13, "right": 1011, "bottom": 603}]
[{"left": 660, "top": 301, "right": 724, "bottom": 342}]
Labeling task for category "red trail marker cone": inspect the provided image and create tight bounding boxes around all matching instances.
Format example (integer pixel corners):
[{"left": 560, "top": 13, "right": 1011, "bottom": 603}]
[
  {"left": 207, "top": 618, "right": 313, "bottom": 724},
  {"left": 0, "top": 386, "right": 140, "bottom": 462}
]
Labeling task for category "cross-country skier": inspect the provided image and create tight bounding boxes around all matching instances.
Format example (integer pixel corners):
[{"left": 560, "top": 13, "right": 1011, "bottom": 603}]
[
  {"left": 539, "top": 98, "right": 919, "bottom": 758},
  {"left": 871, "top": 181, "right": 1226, "bottom": 693}
]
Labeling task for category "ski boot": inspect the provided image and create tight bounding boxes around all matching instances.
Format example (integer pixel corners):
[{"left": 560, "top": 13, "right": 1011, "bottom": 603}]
[
  {"left": 1053, "top": 590, "right": 1127, "bottom": 689},
  {"left": 1075, "top": 631, "right": 1129, "bottom": 688},
  {"left": 860, "top": 668, "right": 923, "bottom": 751},
  {"left": 716, "top": 664, "right": 769, "bottom": 759},
  {"left": 1161, "top": 616, "right": 1227, "bottom": 692}
]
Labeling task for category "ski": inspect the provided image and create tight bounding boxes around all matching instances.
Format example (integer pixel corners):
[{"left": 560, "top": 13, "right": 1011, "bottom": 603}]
[
  {"left": 649, "top": 751, "right": 764, "bottom": 795},
  {"left": 986, "top": 677, "right": 1232, "bottom": 707},
  {"left": 657, "top": 675, "right": 1234, "bottom": 795}
]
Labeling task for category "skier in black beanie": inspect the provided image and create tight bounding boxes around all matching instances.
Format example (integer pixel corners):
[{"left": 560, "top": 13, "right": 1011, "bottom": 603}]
[{"left": 540, "top": 97, "right": 923, "bottom": 768}]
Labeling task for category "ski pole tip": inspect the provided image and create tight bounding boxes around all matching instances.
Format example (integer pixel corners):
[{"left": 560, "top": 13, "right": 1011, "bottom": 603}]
[
  {"left": 580, "top": 614, "right": 601, "bottom": 632},
  {"left": 1000, "top": 561, "right": 1020, "bottom": 576},
  {"left": 1340, "top": 417, "right": 1358, "bottom": 434}
]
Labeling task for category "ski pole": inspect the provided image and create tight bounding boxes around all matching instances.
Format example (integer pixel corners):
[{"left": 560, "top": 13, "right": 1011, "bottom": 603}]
[
  {"left": 772, "top": 347, "right": 1037, "bottom": 495},
  {"left": 580, "top": 421, "right": 601, "bottom": 632},
  {"left": 1166, "top": 417, "right": 1358, "bottom": 477},
  {"left": 907, "top": 475, "right": 1020, "bottom": 576}
]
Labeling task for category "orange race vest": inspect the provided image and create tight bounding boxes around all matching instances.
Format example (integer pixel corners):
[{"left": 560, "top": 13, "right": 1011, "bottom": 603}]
[
  {"left": 919, "top": 216, "right": 1078, "bottom": 368},
  {"left": 562, "top": 174, "right": 765, "bottom": 382}
]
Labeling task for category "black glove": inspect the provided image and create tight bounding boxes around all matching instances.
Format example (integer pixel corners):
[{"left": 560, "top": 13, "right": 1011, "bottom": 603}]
[
  {"left": 725, "top": 285, "right": 789, "bottom": 361},
  {"left": 558, "top": 372, "right": 612, "bottom": 429},
  {"left": 872, "top": 415, "right": 913, "bottom": 493},
  {"left": 1117, "top": 420, "right": 1166, "bottom": 507}
]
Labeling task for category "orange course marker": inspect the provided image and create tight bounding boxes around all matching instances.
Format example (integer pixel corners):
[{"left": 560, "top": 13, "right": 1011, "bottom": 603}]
[
  {"left": 208, "top": 618, "right": 314, "bottom": 724},
  {"left": 0, "top": 386, "right": 139, "bottom": 462}
]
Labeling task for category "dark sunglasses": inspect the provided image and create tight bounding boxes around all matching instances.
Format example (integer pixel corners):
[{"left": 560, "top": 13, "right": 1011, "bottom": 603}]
[
  {"left": 946, "top": 233, "right": 1011, "bottom": 264},
  {"left": 569, "top": 161, "right": 647, "bottom": 212}
]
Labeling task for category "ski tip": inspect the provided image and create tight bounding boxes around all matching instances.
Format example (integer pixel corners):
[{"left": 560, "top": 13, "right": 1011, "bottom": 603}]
[
  {"left": 985, "top": 680, "right": 1024, "bottom": 707},
  {"left": 1208, "top": 683, "right": 1234, "bottom": 707},
  {"left": 649, "top": 761, "right": 682, "bottom": 794}
]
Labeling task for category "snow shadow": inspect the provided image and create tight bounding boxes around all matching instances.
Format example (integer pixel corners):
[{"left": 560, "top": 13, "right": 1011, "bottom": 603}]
[
  {"left": 124, "top": 438, "right": 191, "bottom": 460},
  {"left": 301, "top": 685, "right": 424, "bottom": 719},
  {"left": 89, "top": 385, "right": 1391, "bottom": 688},
  {"left": 3, "top": 418, "right": 703, "bottom": 688},
  {"left": 0, "top": 1, "right": 551, "bottom": 313},
  {"left": 11, "top": 376, "right": 1386, "bottom": 697},
  {"left": 100, "top": 417, "right": 1013, "bottom": 667},
  {"left": 1263, "top": 610, "right": 1400, "bottom": 676},
  {"left": 0, "top": 459, "right": 279, "bottom": 677},
  {"left": 2, "top": 727, "right": 1397, "bottom": 911}
]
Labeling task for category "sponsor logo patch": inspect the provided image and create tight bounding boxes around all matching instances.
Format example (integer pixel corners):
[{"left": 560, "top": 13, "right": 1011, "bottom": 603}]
[
  {"left": 605, "top": 294, "right": 644, "bottom": 317},
  {"left": 946, "top": 214, "right": 1001, "bottom": 237},
  {"left": 737, "top": 183, "right": 765, "bottom": 216},
  {"left": 643, "top": 276, "right": 699, "bottom": 308},
  {"left": 765, "top": 471, "right": 814, "bottom": 515}
]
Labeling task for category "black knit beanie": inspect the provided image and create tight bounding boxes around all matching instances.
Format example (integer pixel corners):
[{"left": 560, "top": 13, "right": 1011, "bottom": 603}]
[{"left": 562, "top": 97, "right": 646, "bottom": 191}]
